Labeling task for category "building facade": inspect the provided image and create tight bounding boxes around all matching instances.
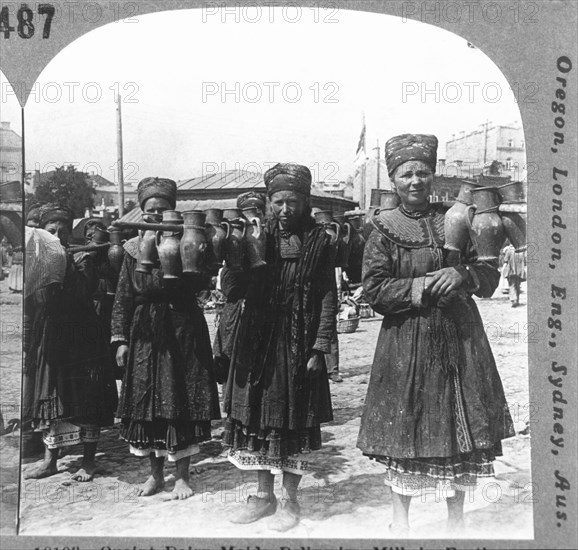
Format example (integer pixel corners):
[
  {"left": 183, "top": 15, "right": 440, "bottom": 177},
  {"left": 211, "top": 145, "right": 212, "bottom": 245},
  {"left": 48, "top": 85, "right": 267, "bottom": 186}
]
[
  {"left": 444, "top": 121, "right": 526, "bottom": 181},
  {"left": 0, "top": 121, "right": 22, "bottom": 184}
]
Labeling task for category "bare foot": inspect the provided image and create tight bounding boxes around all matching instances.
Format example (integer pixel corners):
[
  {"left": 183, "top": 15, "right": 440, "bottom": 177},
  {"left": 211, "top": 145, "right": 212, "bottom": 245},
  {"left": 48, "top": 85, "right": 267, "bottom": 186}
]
[
  {"left": 71, "top": 461, "right": 101, "bottom": 482},
  {"left": 166, "top": 478, "right": 194, "bottom": 500},
  {"left": 24, "top": 461, "right": 58, "bottom": 479},
  {"left": 137, "top": 475, "right": 165, "bottom": 497}
]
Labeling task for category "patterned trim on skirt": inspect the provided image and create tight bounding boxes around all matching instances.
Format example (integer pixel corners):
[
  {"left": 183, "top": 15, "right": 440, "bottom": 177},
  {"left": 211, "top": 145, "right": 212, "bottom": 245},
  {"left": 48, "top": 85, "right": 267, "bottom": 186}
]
[
  {"left": 40, "top": 421, "right": 100, "bottom": 449},
  {"left": 367, "top": 446, "right": 500, "bottom": 496},
  {"left": 223, "top": 418, "right": 322, "bottom": 475},
  {"left": 120, "top": 419, "right": 212, "bottom": 453},
  {"left": 129, "top": 443, "right": 200, "bottom": 462}
]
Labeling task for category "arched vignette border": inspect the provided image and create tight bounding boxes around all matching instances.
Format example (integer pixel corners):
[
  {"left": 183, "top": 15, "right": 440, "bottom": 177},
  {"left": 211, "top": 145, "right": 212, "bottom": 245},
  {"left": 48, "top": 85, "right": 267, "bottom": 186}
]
[{"left": 2, "top": 1, "right": 577, "bottom": 549}]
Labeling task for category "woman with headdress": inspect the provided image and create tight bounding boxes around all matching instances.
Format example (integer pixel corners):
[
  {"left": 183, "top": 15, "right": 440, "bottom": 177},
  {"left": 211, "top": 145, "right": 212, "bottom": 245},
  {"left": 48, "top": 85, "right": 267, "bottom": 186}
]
[
  {"left": 223, "top": 164, "right": 337, "bottom": 531},
  {"left": 357, "top": 134, "right": 515, "bottom": 535},
  {"left": 111, "top": 177, "right": 220, "bottom": 499},
  {"left": 212, "top": 191, "right": 267, "bottom": 383},
  {"left": 23, "top": 204, "right": 118, "bottom": 481}
]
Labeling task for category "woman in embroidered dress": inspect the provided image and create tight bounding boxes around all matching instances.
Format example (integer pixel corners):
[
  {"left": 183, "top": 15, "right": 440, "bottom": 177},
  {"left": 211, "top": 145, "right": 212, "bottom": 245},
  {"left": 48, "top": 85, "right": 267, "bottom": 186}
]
[
  {"left": 212, "top": 191, "right": 267, "bottom": 383},
  {"left": 223, "top": 163, "right": 337, "bottom": 531},
  {"left": 23, "top": 204, "right": 118, "bottom": 481},
  {"left": 357, "top": 134, "right": 515, "bottom": 535},
  {"left": 111, "top": 177, "right": 220, "bottom": 500}
]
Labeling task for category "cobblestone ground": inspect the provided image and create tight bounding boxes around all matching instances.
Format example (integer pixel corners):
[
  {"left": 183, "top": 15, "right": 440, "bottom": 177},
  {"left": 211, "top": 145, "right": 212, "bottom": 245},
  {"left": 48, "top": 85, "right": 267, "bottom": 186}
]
[
  {"left": 6, "top": 282, "right": 532, "bottom": 540},
  {"left": 0, "top": 278, "right": 22, "bottom": 536}
]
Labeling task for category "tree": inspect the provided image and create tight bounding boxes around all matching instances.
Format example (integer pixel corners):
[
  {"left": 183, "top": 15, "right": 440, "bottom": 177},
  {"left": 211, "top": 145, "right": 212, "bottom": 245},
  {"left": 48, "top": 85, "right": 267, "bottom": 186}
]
[{"left": 34, "top": 165, "right": 95, "bottom": 218}]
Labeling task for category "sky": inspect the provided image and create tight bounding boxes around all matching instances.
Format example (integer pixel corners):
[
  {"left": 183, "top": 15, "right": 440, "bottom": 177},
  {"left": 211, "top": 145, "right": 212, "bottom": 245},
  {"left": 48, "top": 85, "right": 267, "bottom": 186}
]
[{"left": 0, "top": 7, "right": 524, "bottom": 186}]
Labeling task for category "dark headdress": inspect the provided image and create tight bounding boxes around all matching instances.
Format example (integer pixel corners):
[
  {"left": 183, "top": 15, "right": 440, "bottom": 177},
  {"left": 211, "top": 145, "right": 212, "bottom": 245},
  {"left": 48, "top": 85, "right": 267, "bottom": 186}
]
[
  {"left": 26, "top": 203, "right": 45, "bottom": 227},
  {"left": 237, "top": 191, "right": 267, "bottom": 211},
  {"left": 384, "top": 134, "right": 438, "bottom": 178},
  {"left": 39, "top": 203, "right": 74, "bottom": 227},
  {"left": 137, "top": 177, "right": 177, "bottom": 210},
  {"left": 264, "top": 163, "right": 311, "bottom": 198},
  {"left": 83, "top": 218, "right": 107, "bottom": 238}
]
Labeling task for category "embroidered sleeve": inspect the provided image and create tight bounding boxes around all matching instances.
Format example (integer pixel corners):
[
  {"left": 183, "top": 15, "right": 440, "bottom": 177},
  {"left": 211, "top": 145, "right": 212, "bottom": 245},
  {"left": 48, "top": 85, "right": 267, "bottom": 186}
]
[
  {"left": 362, "top": 230, "right": 427, "bottom": 314},
  {"left": 110, "top": 253, "right": 135, "bottom": 344}
]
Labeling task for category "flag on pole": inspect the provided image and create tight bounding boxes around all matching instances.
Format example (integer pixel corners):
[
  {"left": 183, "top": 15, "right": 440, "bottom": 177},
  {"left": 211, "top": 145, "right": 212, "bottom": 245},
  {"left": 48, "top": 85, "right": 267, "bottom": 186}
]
[{"left": 354, "top": 113, "right": 367, "bottom": 167}]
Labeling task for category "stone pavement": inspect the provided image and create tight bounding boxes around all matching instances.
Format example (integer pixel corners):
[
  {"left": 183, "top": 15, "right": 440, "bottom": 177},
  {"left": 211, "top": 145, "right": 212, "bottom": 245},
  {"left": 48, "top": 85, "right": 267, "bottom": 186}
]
[{"left": 16, "top": 288, "right": 533, "bottom": 540}]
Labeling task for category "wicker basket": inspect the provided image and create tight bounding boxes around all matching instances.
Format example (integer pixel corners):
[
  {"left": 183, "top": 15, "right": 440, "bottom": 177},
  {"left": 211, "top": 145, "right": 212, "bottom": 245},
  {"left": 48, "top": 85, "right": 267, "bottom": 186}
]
[{"left": 337, "top": 316, "right": 360, "bottom": 333}]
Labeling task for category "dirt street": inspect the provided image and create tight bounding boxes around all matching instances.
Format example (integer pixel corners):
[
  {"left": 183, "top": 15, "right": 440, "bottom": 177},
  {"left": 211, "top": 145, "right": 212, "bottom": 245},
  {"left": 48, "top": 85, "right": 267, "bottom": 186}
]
[
  {"left": 5, "top": 281, "right": 532, "bottom": 540},
  {"left": 0, "top": 278, "right": 22, "bottom": 536}
]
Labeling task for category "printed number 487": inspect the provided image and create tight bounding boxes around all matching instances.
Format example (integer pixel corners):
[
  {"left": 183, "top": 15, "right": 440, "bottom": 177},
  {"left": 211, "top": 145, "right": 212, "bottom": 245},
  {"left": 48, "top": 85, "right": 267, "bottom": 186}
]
[{"left": 0, "top": 4, "right": 55, "bottom": 39}]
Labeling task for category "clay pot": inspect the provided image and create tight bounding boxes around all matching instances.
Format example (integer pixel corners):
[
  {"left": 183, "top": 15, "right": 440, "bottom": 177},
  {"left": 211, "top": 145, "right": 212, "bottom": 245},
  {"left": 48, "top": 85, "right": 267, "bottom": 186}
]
[
  {"left": 501, "top": 212, "right": 527, "bottom": 251},
  {"left": 498, "top": 181, "right": 525, "bottom": 203},
  {"left": 243, "top": 207, "right": 267, "bottom": 269},
  {"left": 136, "top": 213, "right": 162, "bottom": 274},
  {"left": 224, "top": 218, "right": 246, "bottom": 271},
  {"left": 466, "top": 187, "right": 504, "bottom": 260},
  {"left": 345, "top": 214, "right": 366, "bottom": 279},
  {"left": 223, "top": 208, "right": 243, "bottom": 220},
  {"left": 155, "top": 211, "right": 183, "bottom": 278},
  {"left": 180, "top": 210, "right": 207, "bottom": 275},
  {"left": 107, "top": 228, "right": 124, "bottom": 274},
  {"left": 333, "top": 214, "right": 353, "bottom": 269},
  {"left": 444, "top": 197, "right": 471, "bottom": 263},
  {"left": 456, "top": 180, "right": 483, "bottom": 204},
  {"left": 314, "top": 210, "right": 340, "bottom": 262},
  {"left": 204, "top": 208, "right": 227, "bottom": 272},
  {"left": 91, "top": 226, "right": 110, "bottom": 244}
]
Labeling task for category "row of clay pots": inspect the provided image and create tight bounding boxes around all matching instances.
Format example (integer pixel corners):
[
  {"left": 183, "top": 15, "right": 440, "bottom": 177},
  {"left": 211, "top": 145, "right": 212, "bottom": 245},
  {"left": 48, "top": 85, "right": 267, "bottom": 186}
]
[
  {"left": 314, "top": 210, "right": 366, "bottom": 270},
  {"left": 134, "top": 207, "right": 266, "bottom": 278},
  {"left": 362, "top": 181, "right": 526, "bottom": 263},
  {"left": 444, "top": 181, "right": 526, "bottom": 264}
]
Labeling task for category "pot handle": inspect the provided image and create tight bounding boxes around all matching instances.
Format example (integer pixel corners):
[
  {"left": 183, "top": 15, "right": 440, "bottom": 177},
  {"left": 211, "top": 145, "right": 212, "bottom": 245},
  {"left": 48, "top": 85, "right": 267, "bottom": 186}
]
[
  {"left": 221, "top": 220, "right": 231, "bottom": 239},
  {"left": 343, "top": 222, "right": 351, "bottom": 243},
  {"left": 330, "top": 222, "right": 341, "bottom": 241},
  {"left": 252, "top": 217, "right": 261, "bottom": 238},
  {"left": 155, "top": 230, "right": 162, "bottom": 248}
]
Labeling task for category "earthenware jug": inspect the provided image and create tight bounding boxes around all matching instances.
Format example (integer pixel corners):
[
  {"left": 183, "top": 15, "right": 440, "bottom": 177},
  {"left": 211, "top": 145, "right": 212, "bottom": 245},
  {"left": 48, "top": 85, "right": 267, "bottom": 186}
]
[
  {"left": 333, "top": 213, "right": 353, "bottom": 269},
  {"left": 314, "top": 210, "right": 340, "bottom": 263},
  {"left": 443, "top": 181, "right": 481, "bottom": 264},
  {"left": 223, "top": 208, "right": 243, "bottom": 220},
  {"left": 498, "top": 181, "right": 525, "bottom": 203},
  {"left": 224, "top": 218, "right": 246, "bottom": 271},
  {"left": 136, "top": 213, "right": 161, "bottom": 274},
  {"left": 180, "top": 210, "right": 207, "bottom": 275},
  {"left": 465, "top": 187, "right": 504, "bottom": 261},
  {"left": 242, "top": 207, "right": 267, "bottom": 269},
  {"left": 107, "top": 228, "right": 125, "bottom": 274},
  {"left": 501, "top": 211, "right": 527, "bottom": 251},
  {"left": 204, "top": 208, "right": 228, "bottom": 272},
  {"left": 155, "top": 211, "right": 183, "bottom": 278}
]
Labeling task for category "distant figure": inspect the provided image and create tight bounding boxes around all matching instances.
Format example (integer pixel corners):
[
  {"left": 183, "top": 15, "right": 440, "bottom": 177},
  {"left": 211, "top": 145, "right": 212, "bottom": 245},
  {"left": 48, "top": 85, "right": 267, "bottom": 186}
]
[{"left": 502, "top": 244, "right": 526, "bottom": 308}]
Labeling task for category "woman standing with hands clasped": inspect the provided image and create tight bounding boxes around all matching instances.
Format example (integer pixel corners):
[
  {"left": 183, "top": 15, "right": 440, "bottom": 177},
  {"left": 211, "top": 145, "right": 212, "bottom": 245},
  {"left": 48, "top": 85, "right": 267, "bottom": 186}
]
[
  {"left": 357, "top": 134, "right": 514, "bottom": 536},
  {"left": 111, "top": 177, "right": 220, "bottom": 500}
]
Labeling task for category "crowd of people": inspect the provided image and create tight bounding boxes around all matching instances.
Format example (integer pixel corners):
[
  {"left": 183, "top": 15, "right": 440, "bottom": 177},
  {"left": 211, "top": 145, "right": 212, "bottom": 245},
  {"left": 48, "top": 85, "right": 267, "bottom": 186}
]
[{"left": 21, "top": 134, "right": 515, "bottom": 534}]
